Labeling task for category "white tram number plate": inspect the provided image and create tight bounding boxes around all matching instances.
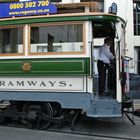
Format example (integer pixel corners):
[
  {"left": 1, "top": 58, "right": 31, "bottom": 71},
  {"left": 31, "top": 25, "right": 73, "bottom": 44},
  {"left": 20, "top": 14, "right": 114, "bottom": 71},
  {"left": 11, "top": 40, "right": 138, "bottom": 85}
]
[{"left": 0, "top": 77, "right": 85, "bottom": 92}]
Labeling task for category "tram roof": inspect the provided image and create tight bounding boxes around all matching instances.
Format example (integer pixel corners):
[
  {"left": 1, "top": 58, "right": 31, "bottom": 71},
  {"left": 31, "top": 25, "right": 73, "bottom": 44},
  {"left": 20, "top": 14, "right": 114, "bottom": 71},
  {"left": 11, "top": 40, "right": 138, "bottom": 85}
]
[{"left": 0, "top": 12, "right": 125, "bottom": 27}]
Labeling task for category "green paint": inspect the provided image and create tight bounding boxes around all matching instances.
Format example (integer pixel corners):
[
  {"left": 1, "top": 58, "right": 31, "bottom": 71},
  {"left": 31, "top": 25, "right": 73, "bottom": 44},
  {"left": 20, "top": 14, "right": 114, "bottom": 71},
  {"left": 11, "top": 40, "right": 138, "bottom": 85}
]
[
  {"left": 0, "top": 58, "right": 90, "bottom": 76},
  {"left": 0, "top": 14, "right": 125, "bottom": 26}
]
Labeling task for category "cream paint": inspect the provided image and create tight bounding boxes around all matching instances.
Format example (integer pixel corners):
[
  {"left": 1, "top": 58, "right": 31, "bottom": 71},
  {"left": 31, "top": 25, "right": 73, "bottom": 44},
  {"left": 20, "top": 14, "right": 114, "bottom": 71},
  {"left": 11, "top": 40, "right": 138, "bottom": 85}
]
[{"left": 0, "top": 77, "right": 86, "bottom": 92}]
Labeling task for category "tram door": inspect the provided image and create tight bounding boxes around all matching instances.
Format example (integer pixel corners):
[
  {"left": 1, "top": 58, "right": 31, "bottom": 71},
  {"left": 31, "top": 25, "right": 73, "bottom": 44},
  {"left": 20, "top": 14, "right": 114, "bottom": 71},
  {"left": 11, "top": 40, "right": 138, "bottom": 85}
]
[
  {"left": 108, "top": 38, "right": 116, "bottom": 94},
  {"left": 92, "top": 21, "right": 116, "bottom": 97}
]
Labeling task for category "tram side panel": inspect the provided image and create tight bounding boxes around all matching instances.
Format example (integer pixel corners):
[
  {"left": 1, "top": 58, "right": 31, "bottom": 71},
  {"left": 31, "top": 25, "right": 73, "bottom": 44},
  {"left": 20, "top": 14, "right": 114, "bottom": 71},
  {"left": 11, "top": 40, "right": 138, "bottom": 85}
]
[{"left": 0, "top": 58, "right": 92, "bottom": 110}]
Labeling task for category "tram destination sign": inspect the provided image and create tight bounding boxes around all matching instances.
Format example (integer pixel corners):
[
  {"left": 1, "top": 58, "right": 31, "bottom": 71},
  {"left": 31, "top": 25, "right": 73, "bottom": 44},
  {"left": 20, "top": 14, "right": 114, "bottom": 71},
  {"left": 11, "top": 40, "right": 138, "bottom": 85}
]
[{"left": 0, "top": 0, "right": 57, "bottom": 18}]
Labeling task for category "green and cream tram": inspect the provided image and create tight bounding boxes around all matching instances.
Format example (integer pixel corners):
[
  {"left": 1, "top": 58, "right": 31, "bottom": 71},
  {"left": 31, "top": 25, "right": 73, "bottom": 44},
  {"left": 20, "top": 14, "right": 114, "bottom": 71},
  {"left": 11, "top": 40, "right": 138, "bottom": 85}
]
[{"left": 0, "top": 1, "right": 132, "bottom": 129}]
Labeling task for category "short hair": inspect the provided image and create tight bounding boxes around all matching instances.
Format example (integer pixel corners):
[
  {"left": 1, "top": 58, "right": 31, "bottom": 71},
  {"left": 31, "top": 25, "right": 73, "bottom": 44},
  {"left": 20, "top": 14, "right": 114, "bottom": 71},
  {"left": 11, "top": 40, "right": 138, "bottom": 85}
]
[{"left": 104, "top": 37, "right": 111, "bottom": 44}]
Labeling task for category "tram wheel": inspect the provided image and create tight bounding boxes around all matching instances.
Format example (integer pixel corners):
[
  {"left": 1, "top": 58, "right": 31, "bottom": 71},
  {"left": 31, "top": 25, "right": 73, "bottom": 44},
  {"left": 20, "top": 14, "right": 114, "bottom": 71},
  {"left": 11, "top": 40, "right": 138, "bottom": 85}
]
[{"left": 22, "top": 102, "right": 53, "bottom": 130}]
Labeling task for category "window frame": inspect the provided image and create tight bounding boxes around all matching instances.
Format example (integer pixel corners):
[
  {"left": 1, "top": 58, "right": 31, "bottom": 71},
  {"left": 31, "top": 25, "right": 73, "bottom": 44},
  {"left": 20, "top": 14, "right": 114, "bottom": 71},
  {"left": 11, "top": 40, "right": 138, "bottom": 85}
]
[
  {"left": 0, "top": 25, "right": 25, "bottom": 56},
  {"left": 28, "top": 22, "right": 86, "bottom": 56},
  {"left": 134, "top": 2, "right": 140, "bottom": 35}
]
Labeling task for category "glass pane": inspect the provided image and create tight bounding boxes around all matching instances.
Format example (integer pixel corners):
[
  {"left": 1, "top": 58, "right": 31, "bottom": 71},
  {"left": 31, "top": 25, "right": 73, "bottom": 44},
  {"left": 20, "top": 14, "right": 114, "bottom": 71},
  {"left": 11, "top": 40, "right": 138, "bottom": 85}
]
[
  {"left": 0, "top": 27, "right": 23, "bottom": 54},
  {"left": 134, "top": 24, "right": 137, "bottom": 35},
  {"left": 133, "top": 2, "right": 140, "bottom": 35},
  {"left": 30, "top": 24, "right": 83, "bottom": 53},
  {"left": 138, "top": 25, "right": 140, "bottom": 35},
  {"left": 138, "top": 14, "right": 140, "bottom": 24},
  {"left": 134, "top": 13, "right": 136, "bottom": 24}
]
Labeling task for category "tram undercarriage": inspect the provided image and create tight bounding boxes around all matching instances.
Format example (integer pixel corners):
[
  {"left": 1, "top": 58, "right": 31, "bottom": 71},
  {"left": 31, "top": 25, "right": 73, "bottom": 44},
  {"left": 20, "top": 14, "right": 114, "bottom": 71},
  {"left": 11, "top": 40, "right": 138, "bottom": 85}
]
[{"left": 0, "top": 91, "right": 138, "bottom": 129}]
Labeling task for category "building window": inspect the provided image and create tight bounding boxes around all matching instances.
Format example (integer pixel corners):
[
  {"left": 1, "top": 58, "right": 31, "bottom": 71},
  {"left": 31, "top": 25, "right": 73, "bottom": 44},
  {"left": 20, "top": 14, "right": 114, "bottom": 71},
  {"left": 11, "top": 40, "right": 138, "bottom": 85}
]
[
  {"left": 134, "top": 2, "right": 140, "bottom": 35},
  {"left": 81, "top": 0, "right": 104, "bottom": 12}
]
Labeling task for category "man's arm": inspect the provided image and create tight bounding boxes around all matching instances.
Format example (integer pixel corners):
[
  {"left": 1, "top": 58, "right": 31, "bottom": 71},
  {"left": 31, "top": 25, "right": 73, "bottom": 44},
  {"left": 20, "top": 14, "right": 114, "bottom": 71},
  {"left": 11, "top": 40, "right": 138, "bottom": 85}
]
[{"left": 104, "top": 47, "right": 114, "bottom": 60}]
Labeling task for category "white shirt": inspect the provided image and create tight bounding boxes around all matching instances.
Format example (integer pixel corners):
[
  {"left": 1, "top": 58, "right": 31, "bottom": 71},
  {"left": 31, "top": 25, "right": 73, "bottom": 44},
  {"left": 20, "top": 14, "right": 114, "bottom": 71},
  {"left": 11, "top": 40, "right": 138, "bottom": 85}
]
[{"left": 98, "top": 43, "right": 114, "bottom": 64}]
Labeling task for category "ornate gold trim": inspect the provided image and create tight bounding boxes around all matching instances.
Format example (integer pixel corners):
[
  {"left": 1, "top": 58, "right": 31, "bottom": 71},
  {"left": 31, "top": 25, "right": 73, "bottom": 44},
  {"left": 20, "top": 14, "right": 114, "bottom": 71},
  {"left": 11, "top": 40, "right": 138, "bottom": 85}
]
[{"left": 22, "top": 62, "right": 31, "bottom": 72}]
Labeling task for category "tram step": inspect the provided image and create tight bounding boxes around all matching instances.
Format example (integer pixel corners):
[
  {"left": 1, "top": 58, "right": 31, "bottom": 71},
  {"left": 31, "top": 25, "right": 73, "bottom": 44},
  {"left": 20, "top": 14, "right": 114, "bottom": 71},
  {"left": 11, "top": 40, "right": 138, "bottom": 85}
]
[{"left": 86, "top": 100, "right": 122, "bottom": 118}]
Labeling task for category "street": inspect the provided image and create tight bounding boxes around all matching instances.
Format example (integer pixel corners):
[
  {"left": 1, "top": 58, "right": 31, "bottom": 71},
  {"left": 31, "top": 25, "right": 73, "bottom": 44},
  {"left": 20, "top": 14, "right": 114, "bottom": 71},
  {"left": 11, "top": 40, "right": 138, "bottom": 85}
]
[
  {"left": 0, "top": 113, "right": 139, "bottom": 140},
  {"left": 0, "top": 126, "right": 122, "bottom": 140}
]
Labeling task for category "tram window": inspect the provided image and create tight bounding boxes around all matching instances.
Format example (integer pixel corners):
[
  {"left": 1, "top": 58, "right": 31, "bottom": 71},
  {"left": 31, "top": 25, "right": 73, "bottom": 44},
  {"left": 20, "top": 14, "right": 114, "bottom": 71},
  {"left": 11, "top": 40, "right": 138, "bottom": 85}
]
[
  {"left": 0, "top": 27, "right": 23, "bottom": 55},
  {"left": 92, "top": 21, "right": 115, "bottom": 38},
  {"left": 30, "top": 24, "right": 83, "bottom": 54}
]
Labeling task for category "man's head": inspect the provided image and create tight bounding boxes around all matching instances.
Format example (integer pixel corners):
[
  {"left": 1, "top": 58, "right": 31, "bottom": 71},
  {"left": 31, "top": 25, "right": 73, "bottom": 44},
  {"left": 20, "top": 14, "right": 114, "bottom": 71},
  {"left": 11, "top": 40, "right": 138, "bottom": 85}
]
[{"left": 104, "top": 37, "right": 112, "bottom": 46}]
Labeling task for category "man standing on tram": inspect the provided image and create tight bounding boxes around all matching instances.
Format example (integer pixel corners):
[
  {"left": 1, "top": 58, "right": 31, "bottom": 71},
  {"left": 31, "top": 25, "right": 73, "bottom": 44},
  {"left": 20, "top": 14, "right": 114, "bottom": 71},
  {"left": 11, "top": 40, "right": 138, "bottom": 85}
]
[{"left": 97, "top": 37, "right": 114, "bottom": 96}]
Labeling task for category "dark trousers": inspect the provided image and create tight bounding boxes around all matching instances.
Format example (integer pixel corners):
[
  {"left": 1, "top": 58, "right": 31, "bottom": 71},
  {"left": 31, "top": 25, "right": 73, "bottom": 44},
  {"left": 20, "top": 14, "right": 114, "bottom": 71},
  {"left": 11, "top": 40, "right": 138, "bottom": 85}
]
[{"left": 97, "top": 60, "right": 108, "bottom": 95}]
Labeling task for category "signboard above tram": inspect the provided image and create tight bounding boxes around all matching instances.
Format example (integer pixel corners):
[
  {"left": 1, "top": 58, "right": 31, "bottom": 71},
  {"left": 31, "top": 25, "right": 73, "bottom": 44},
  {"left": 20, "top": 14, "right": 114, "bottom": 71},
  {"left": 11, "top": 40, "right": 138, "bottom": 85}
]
[
  {"left": 0, "top": 0, "right": 19, "bottom": 2},
  {"left": 0, "top": 0, "right": 57, "bottom": 18}
]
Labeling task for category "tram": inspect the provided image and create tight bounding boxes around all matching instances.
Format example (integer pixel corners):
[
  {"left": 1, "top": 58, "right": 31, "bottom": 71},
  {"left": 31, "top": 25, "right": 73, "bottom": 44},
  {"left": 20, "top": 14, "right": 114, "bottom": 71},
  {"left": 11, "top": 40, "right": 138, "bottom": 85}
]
[{"left": 0, "top": 1, "right": 136, "bottom": 129}]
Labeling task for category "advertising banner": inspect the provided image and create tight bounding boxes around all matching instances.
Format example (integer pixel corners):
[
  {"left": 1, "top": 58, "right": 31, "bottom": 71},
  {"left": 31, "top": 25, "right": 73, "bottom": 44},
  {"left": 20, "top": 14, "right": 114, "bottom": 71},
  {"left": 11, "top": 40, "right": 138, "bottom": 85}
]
[{"left": 0, "top": 0, "right": 57, "bottom": 18}]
